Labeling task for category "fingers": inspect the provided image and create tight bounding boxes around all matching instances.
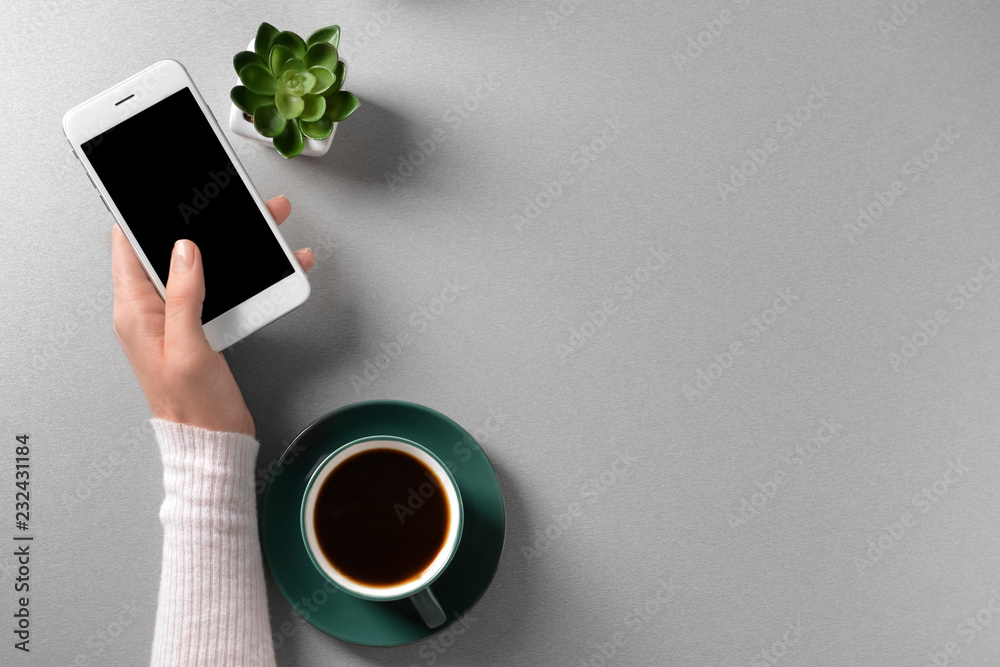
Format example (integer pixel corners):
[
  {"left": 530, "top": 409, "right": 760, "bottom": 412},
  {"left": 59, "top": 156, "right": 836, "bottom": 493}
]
[
  {"left": 294, "top": 248, "right": 316, "bottom": 272},
  {"left": 267, "top": 195, "right": 291, "bottom": 225},
  {"left": 265, "top": 196, "right": 315, "bottom": 271},
  {"left": 111, "top": 224, "right": 157, "bottom": 299},
  {"left": 163, "top": 240, "right": 209, "bottom": 353}
]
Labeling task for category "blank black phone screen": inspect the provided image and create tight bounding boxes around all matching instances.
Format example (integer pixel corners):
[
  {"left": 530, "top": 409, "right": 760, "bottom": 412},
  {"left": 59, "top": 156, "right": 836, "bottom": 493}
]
[{"left": 82, "top": 87, "right": 294, "bottom": 323}]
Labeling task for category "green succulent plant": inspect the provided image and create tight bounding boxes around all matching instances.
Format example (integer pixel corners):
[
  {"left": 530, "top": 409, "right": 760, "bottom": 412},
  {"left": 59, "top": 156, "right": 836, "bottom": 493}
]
[{"left": 231, "top": 22, "right": 360, "bottom": 158}]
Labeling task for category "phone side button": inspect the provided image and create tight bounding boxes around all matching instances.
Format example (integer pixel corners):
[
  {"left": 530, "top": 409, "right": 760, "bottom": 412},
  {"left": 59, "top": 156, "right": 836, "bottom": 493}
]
[
  {"left": 86, "top": 172, "right": 97, "bottom": 189},
  {"left": 99, "top": 196, "right": 110, "bottom": 212}
]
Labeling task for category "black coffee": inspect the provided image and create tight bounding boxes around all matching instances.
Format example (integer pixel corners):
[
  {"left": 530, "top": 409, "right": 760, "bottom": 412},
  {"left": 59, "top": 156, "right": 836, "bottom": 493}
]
[{"left": 313, "top": 448, "right": 450, "bottom": 586}]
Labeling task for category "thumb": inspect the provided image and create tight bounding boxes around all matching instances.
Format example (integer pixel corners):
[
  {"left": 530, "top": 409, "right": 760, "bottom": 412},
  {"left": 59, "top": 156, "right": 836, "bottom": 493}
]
[{"left": 163, "top": 239, "right": 209, "bottom": 352}]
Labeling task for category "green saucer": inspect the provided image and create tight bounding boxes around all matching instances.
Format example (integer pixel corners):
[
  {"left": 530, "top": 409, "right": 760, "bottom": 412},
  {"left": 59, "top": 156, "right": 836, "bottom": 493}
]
[{"left": 260, "top": 400, "right": 506, "bottom": 646}]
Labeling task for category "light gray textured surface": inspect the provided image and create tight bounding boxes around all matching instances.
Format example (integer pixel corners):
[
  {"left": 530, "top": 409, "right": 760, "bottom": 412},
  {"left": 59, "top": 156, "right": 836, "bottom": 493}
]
[{"left": 2, "top": 0, "right": 1000, "bottom": 664}]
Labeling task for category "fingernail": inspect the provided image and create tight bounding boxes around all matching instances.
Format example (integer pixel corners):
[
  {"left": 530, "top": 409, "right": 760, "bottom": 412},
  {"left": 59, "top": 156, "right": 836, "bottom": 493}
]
[
  {"left": 296, "top": 247, "right": 312, "bottom": 255},
  {"left": 173, "top": 240, "right": 194, "bottom": 273},
  {"left": 279, "top": 194, "right": 289, "bottom": 203}
]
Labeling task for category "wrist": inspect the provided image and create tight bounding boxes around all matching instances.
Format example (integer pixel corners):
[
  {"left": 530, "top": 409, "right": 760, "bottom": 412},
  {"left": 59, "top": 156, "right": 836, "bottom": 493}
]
[{"left": 151, "top": 405, "right": 255, "bottom": 438}]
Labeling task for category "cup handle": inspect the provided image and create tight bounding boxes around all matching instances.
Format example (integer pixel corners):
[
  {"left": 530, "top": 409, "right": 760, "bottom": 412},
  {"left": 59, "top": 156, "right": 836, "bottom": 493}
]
[{"left": 409, "top": 586, "right": 447, "bottom": 628}]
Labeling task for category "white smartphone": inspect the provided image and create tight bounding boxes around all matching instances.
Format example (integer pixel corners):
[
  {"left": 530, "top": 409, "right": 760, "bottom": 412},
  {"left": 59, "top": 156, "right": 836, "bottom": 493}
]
[{"left": 63, "top": 59, "right": 310, "bottom": 351}]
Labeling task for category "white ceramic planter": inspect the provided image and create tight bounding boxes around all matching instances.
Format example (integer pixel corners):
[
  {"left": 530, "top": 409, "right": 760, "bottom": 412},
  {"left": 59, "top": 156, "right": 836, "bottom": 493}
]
[{"left": 228, "top": 39, "right": 344, "bottom": 157}]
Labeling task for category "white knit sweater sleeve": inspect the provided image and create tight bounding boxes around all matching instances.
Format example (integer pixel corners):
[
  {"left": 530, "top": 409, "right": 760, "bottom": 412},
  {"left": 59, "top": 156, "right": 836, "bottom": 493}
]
[{"left": 149, "top": 418, "right": 276, "bottom": 667}]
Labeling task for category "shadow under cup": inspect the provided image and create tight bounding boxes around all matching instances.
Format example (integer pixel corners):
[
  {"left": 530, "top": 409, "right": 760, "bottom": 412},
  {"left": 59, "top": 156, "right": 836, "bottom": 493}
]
[{"left": 300, "top": 436, "right": 464, "bottom": 628}]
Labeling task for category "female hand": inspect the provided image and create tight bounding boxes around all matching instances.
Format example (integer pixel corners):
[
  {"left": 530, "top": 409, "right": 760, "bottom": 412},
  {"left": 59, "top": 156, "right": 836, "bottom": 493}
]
[{"left": 111, "top": 195, "right": 313, "bottom": 437}]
